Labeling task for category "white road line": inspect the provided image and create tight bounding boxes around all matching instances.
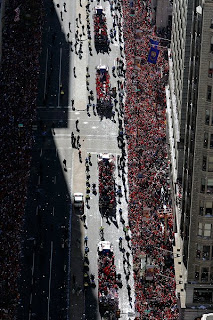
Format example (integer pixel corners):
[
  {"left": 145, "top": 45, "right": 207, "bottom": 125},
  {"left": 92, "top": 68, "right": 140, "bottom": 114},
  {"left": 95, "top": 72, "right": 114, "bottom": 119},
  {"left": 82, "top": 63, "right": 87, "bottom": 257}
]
[
  {"left": 32, "top": 252, "right": 35, "bottom": 276},
  {"left": 58, "top": 47, "right": 62, "bottom": 107},
  {"left": 36, "top": 206, "right": 38, "bottom": 215},
  {"left": 38, "top": 176, "right": 41, "bottom": 185},
  {"left": 40, "top": 148, "right": 42, "bottom": 157},
  {"left": 47, "top": 241, "right": 53, "bottom": 320},
  {"left": 52, "top": 207, "right": 55, "bottom": 217},
  {"left": 44, "top": 48, "right": 49, "bottom": 100},
  {"left": 54, "top": 176, "right": 56, "bottom": 184}
]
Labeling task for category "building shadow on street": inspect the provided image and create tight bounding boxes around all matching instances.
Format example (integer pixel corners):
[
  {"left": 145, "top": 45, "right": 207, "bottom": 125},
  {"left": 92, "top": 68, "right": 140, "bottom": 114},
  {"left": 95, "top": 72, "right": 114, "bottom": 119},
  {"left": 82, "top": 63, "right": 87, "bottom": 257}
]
[{"left": 17, "top": 1, "right": 98, "bottom": 319}]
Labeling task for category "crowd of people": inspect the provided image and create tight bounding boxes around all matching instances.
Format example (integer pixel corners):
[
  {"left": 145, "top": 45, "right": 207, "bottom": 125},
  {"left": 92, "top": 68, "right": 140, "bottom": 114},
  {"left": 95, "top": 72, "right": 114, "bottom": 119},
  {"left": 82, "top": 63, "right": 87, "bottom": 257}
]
[
  {"left": 93, "top": 7, "right": 109, "bottom": 53},
  {"left": 96, "top": 67, "right": 113, "bottom": 113},
  {"left": 98, "top": 251, "right": 119, "bottom": 317},
  {"left": 121, "top": 0, "right": 179, "bottom": 318},
  {"left": 0, "top": 1, "right": 44, "bottom": 318},
  {"left": 98, "top": 155, "right": 116, "bottom": 213}
]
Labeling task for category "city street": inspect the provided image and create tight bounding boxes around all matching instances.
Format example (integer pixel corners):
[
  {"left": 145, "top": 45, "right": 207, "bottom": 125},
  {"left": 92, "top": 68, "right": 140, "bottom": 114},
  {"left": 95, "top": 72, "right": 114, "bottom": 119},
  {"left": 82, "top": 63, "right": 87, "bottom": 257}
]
[{"left": 18, "top": 0, "right": 135, "bottom": 319}]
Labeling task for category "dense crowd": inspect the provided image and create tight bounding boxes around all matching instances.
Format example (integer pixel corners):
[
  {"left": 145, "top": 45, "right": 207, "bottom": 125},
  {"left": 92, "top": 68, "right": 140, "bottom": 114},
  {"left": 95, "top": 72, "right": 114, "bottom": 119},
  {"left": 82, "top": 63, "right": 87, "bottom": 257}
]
[
  {"left": 93, "top": 7, "right": 109, "bottom": 52},
  {"left": 98, "top": 251, "right": 119, "bottom": 316},
  {"left": 0, "top": 1, "right": 44, "bottom": 318},
  {"left": 121, "top": 0, "right": 179, "bottom": 318},
  {"left": 98, "top": 155, "right": 116, "bottom": 212},
  {"left": 96, "top": 67, "right": 112, "bottom": 112}
]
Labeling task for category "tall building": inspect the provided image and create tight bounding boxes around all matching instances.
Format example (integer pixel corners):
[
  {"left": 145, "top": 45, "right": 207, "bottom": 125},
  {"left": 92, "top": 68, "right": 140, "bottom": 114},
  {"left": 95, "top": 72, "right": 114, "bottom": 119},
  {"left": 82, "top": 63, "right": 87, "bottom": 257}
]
[{"left": 166, "top": 0, "right": 213, "bottom": 319}]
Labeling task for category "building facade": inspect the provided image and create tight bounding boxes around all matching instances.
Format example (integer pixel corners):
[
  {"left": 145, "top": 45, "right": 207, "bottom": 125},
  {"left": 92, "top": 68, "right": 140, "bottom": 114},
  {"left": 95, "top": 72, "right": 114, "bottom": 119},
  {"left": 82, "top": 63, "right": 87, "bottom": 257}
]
[{"left": 166, "top": 0, "right": 213, "bottom": 319}]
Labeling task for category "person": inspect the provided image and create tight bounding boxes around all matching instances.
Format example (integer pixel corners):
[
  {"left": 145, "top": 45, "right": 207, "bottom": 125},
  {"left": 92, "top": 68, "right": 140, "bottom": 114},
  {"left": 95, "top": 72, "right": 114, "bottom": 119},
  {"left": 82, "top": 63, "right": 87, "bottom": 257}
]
[
  {"left": 119, "top": 237, "right": 122, "bottom": 248},
  {"left": 63, "top": 159, "right": 66, "bottom": 167},
  {"left": 84, "top": 236, "right": 88, "bottom": 246}
]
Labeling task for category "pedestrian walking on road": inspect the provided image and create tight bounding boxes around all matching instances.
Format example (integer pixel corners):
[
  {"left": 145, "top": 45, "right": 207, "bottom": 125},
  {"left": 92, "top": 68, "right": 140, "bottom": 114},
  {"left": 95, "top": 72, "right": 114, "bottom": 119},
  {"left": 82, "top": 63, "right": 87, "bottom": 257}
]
[
  {"left": 71, "top": 99, "right": 75, "bottom": 110},
  {"left": 76, "top": 119, "right": 80, "bottom": 132},
  {"left": 84, "top": 236, "right": 88, "bottom": 246},
  {"left": 73, "top": 67, "right": 76, "bottom": 78},
  {"left": 69, "top": 22, "right": 72, "bottom": 32},
  {"left": 78, "top": 150, "right": 82, "bottom": 162},
  {"left": 63, "top": 159, "right": 67, "bottom": 167},
  {"left": 119, "top": 236, "right": 122, "bottom": 249}
]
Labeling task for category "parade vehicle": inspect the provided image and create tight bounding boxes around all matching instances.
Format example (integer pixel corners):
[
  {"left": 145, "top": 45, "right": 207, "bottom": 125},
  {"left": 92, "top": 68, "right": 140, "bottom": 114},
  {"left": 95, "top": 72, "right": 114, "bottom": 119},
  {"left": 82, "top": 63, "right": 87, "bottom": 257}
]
[
  {"left": 97, "top": 241, "right": 120, "bottom": 319},
  {"left": 98, "top": 153, "right": 116, "bottom": 213},
  {"left": 73, "top": 192, "right": 84, "bottom": 214},
  {"left": 96, "top": 65, "right": 113, "bottom": 116},
  {"left": 98, "top": 240, "right": 113, "bottom": 255},
  {"left": 93, "top": 6, "right": 109, "bottom": 53}
]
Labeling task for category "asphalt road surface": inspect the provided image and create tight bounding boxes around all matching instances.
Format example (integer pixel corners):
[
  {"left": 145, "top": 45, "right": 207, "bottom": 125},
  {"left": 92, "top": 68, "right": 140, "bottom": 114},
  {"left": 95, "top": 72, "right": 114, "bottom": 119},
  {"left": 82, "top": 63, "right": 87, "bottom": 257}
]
[{"left": 18, "top": 0, "right": 136, "bottom": 319}]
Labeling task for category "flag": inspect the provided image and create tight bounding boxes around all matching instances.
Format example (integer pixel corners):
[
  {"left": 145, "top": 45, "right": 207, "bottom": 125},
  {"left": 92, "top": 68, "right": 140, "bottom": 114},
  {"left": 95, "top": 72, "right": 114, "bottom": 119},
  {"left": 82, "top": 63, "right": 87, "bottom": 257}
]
[
  {"left": 150, "top": 38, "right": 159, "bottom": 46},
  {"left": 147, "top": 47, "right": 159, "bottom": 64},
  {"left": 14, "top": 7, "right": 20, "bottom": 22}
]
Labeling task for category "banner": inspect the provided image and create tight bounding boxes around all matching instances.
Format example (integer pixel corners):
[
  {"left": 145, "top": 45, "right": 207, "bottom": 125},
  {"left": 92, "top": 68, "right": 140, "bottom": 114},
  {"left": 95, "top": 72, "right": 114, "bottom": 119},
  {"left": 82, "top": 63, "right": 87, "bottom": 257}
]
[
  {"left": 145, "top": 265, "right": 155, "bottom": 281},
  {"left": 147, "top": 47, "right": 159, "bottom": 64},
  {"left": 150, "top": 38, "right": 159, "bottom": 46}
]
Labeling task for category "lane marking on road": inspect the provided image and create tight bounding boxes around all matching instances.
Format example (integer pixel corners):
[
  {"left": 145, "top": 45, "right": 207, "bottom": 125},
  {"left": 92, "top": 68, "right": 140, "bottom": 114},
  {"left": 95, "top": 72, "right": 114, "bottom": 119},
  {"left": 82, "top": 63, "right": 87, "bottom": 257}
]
[
  {"left": 47, "top": 241, "right": 53, "bottom": 320},
  {"left": 52, "top": 206, "right": 55, "bottom": 216},
  {"left": 40, "top": 148, "right": 42, "bottom": 157},
  {"left": 57, "top": 47, "right": 62, "bottom": 107},
  {"left": 54, "top": 176, "right": 56, "bottom": 184},
  {"left": 38, "top": 176, "right": 41, "bottom": 185},
  {"left": 36, "top": 206, "right": 38, "bottom": 216}
]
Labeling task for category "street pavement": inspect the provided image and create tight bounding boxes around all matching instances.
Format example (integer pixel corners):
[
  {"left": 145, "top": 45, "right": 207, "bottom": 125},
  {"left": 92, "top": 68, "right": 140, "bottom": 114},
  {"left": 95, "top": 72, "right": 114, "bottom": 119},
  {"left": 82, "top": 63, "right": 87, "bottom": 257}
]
[{"left": 18, "top": 0, "right": 136, "bottom": 319}]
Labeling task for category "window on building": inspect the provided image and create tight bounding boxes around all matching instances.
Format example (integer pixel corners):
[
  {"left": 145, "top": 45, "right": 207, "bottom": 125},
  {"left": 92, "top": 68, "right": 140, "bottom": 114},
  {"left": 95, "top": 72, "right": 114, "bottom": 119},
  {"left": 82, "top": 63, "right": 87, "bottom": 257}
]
[
  {"left": 201, "top": 178, "right": 205, "bottom": 192},
  {"left": 202, "top": 156, "right": 207, "bottom": 171},
  {"left": 207, "top": 85, "right": 212, "bottom": 101},
  {"left": 203, "top": 246, "right": 210, "bottom": 260},
  {"left": 210, "top": 267, "right": 213, "bottom": 282},
  {"left": 209, "top": 61, "right": 213, "bottom": 78},
  {"left": 193, "top": 288, "right": 213, "bottom": 303},
  {"left": 198, "top": 222, "right": 203, "bottom": 236},
  {"left": 211, "top": 36, "right": 213, "bottom": 53},
  {"left": 205, "top": 201, "right": 213, "bottom": 216},
  {"left": 195, "top": 265, "right": 199, "bottom": 280},
  {"left": 204, "top": 223, "right": 211, "bottom": 237},
  {"left": 205, "top": 109, "right": 210, "bottom": 125},
  {"left": 201, "top": 267, "right": 209, "bottom": 282},
  {"left": 196, "top": 243, "right": 202, "bottom": 258},
  {"left": 207, "top": 178, "right": 213, "bottom": 193},
  {"left": 208, "top": 156, "right": 213, "bottom": 172},
  {"left": 199, "top": 200, "right": 204, "bottom": 215},
  {"left": 210, "top": 134, "right": 213, "bottom": 148},
  {"left": 203, "top": 132, "right": 208, "bottom": 148}
]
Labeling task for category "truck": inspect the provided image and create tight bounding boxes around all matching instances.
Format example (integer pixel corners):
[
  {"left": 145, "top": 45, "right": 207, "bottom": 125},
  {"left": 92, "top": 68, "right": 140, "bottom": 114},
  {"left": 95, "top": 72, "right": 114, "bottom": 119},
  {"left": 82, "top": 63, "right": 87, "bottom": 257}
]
[
  {"left": 93, "top": 6, "right": 109, "bottom": 53},
  {"left": 97, "top": 241, "right": 120, "bottom": 319}
]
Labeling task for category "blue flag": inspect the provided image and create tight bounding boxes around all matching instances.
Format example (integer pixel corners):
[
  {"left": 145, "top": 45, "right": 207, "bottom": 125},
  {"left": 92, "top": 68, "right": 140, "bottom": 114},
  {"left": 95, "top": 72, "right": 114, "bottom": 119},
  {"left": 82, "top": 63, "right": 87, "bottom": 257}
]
[
  {"left": 150, "top": 38, "right": 159, "bottom": 46},
  {"left": 147, "top": 47, "right": 159, "bottom": 64}
]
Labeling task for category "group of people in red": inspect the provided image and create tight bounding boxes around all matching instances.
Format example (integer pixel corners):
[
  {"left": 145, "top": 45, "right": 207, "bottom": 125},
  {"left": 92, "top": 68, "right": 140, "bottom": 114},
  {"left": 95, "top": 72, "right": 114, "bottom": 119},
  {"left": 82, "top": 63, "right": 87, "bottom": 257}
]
[
  {"left": 0, "top": 1, "right": 44, "bottom": 318},
  {"left": 93, "top": 7, "right": 109, "bottom": 47},
  {"left": 98, "top": 252, "right": 119, "bottom": 314},
  {"left": 121, "top": 0, "right": 179, "bottom": 318},
  {"left": 96, "top": 68, "right": 112, "bottom": 109},
  {"left": 98, "top": 156, "right": 116, "bottom": 210}
]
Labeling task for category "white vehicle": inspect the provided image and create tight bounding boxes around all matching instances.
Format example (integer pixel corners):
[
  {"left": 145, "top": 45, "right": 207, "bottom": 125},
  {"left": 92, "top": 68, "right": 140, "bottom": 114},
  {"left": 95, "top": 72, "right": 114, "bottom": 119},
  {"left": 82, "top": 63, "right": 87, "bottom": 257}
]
[
  {"left": 98, "top": 241, "right": 113, "bottom": 254},
  {"left": 73, "top": 192, "right": 84, "bottom": 208},
  {"left": 98, "top": 153, "right": 115, "bottom": 163}
]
